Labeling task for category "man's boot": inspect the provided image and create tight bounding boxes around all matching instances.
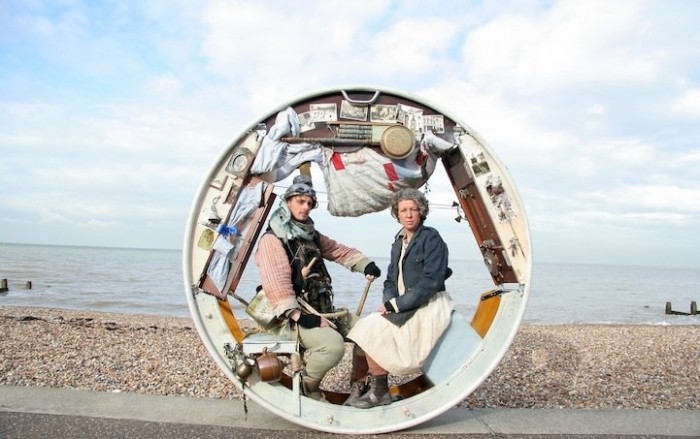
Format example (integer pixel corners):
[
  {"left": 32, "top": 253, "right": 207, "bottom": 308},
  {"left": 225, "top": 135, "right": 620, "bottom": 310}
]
[
  {"left": 301, "top": 376, "right": 325, "bottom": 401},
  {"left": 343, "top": 346, "right": 369, "bottom": 406},
  {"left": 348, "top": 374, "right": 392, "bottom": 409}
]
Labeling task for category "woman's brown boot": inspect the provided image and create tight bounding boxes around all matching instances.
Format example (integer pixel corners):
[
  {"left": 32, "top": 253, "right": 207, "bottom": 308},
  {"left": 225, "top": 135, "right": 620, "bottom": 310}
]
[
  {"left": 348, "top": 374, "right": 392, "bottom": 409},
  {"left": 343, "top": 377, "right": 369, "bottom": 406},
  {"left": 343, "top": 346, "right": 369, "bottom": 406}
]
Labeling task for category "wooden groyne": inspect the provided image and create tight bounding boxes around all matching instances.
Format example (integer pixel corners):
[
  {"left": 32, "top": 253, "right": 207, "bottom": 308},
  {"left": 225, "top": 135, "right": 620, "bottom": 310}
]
[
  {"left": 0, "top": 279, "right": 33, "bottom": 292},
  {"left": 665, "top": 301, "right": 698, "bottom": 316}
]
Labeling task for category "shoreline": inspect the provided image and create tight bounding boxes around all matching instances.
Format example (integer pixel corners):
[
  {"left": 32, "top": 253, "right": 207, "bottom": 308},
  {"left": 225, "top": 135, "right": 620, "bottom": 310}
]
[{"left": 1, "top": 305, "right": 698, "bottom": 410}]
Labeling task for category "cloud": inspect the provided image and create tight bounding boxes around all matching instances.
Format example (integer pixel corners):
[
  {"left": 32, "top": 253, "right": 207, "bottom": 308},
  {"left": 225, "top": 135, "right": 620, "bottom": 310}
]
[
  {"left": 200, "top": 2, "right": 389, "bottom": 83},
  {"left": 2, "top": 0, "right": 700, "bottom": 266},
  {"left": 148, "top": 73, "right": 182, "bottom": 96},
  {"left": 365, "top": 18, "right": 458, "bottom": 78},
  {"left": 462, "top": 0, "right": 669, "bottom": 91},
  {"left": 581, "top": 184, "right": 700, "bottom": 214},
  {"left": 671, "top": 88, "right": 700, "bottom": 116}
]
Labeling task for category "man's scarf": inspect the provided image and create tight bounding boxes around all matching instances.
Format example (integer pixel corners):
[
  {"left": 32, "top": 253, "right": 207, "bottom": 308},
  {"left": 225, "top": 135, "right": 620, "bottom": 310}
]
[{"left": 268, "top": 201, "right": 316, "bottom": 243}]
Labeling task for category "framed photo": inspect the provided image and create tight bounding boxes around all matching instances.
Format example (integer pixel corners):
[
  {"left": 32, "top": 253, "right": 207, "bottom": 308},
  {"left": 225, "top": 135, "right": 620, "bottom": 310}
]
[
  {"left": 397, "top": 103, "right": 424, "bottom": 135},
  {"left": 370, "top": 104, "right": 398, "bottom": 122},
  {"left": 209, "top": 175, "right": 228, "bottom": 191},
  {"left": 197, "top": 228, "right": 215, "bottom": 250},
  {"left": 470, "top": 152, "right": 491, "bottom": 177},
  {"left": 423, "top": 114, "right": 445, "bottom": 134},
  {"left": 298, "top": 111, "right": 316, "bottom": 132},
  {"left": 340, "top": 100, "right": 368, "bottom": 121},
  {"left": 225, "top": 183, "right": 239, "bottom": 204},
  {"left": 309, "top": 103, "right": 338, "bottom": 122}
]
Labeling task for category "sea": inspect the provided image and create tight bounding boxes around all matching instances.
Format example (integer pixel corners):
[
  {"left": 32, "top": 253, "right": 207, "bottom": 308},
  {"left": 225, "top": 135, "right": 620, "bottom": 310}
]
[{"left": 1, "top": 243, "right": 698, "bottom": 326}]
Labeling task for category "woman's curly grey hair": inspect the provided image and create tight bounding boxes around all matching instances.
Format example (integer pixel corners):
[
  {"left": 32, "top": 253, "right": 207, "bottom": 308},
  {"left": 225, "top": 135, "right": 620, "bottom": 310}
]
[{"left": 390, "top": 188, "right": 429, "bottom": 222}]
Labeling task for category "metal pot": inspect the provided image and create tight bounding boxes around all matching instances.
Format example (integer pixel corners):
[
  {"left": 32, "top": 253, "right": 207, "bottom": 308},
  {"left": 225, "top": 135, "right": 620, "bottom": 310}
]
[
  {"left": 256, "top": 351, "right": 283, "bottom": 382},
  {"left": 235, "top": 357, "right": 256, "bottom": 380}
]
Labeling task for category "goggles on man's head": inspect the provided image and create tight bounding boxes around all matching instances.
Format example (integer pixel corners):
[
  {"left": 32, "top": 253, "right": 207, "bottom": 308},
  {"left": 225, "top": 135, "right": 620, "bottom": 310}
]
[{"left": 284, "top": 183, "right": 318, "bottom": 208}]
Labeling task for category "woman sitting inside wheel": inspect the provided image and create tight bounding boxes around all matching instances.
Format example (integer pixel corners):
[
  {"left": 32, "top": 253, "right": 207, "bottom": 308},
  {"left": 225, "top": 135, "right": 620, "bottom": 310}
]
[{"left": 346, "top": 188, "right": 454, "bottom": 408}]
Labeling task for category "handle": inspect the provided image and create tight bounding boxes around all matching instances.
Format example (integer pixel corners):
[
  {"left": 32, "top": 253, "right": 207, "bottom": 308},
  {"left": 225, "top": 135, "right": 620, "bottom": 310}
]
[
  {"left": 301, "top": 257, "right": 318, "bottom": 279},
  {"left": 341, "top": 90, "right": 380, "bottom": 105},
  {"left": 355, "top": 278, "right": 374, "bottom": 317}
]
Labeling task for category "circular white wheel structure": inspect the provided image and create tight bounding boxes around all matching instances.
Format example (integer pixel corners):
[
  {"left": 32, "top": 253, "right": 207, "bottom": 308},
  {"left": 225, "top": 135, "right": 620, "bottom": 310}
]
[{"left": 183, "top": 86, "right": 532, "bottom": 434}]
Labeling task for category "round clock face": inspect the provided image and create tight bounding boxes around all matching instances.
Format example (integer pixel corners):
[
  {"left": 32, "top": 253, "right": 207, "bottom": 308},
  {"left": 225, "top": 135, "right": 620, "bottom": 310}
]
[{"left": 227, "top": 152, "right": 249, "bottom": 175}]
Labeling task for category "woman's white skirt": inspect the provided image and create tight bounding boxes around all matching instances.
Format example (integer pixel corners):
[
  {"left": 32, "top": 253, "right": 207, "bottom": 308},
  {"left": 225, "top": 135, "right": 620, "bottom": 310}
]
[{"left": 347, "top": 291, "right": 454, "bottom": 376}]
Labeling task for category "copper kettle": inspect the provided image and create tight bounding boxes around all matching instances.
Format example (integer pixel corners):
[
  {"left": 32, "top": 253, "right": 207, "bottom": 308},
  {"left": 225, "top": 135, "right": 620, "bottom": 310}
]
[{"left": 255, "top": 349, "right": 284, "bottom": 382}]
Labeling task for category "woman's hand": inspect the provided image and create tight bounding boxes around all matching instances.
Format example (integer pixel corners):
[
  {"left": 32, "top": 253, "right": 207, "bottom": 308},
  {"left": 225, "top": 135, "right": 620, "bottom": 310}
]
[{"left": 379, "top": 300, "right": 397, "bottom": 315}]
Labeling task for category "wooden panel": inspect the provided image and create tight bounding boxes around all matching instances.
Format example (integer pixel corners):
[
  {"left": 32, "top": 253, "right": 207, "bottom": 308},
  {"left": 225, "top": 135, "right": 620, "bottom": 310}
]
[
  {"left": 471, "top": 291, "right": 502, "bottom": 338},
  {"left": 217, "top": 296, "right": 246, "bottom": 343},
  {"left": 195, "top": 132, "right": 261, "bottom": 292},
  {"left": 442, "top": 148, "right": 519, "bottom": 284},
  {"left": 224, "top": 181, "right": 277, "bottom": 295}
]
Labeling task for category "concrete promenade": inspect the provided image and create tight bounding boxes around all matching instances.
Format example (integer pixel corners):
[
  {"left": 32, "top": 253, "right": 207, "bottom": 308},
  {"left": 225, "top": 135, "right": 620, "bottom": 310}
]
[{"left": 1, "top": 385, "right": 698, "bottom": 438}]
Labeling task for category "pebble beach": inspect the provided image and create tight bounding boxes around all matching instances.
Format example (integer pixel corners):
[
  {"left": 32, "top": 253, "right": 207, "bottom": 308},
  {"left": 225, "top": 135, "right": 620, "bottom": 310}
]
[{"left": 1, "top": 306, "right": 698, "bottom": 410}]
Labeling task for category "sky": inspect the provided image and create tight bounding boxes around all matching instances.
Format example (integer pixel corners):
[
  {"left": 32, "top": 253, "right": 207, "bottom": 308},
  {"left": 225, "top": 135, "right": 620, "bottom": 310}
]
[{"left": 1, "top": 0, "right": 699, "bottom": 268}]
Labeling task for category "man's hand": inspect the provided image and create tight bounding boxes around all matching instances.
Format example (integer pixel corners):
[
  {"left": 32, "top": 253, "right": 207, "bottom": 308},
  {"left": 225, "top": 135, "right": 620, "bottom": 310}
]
[
  {"left": 296, "top": 313, "right": 322, "bottom": 328},
  {"left": 364, "top": 262, "right": 381, "bottom": 280}
]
